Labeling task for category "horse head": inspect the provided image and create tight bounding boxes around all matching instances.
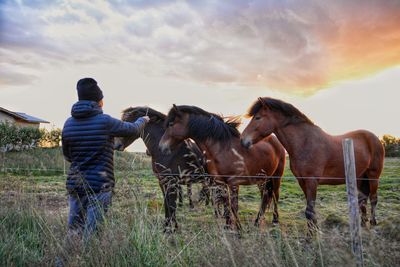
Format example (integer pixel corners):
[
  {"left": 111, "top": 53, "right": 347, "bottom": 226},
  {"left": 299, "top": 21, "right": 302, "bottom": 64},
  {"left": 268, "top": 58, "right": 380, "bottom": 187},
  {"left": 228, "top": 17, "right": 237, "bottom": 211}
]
[{"left": 159, "top": 104, "right": 190, "bottom": 154}]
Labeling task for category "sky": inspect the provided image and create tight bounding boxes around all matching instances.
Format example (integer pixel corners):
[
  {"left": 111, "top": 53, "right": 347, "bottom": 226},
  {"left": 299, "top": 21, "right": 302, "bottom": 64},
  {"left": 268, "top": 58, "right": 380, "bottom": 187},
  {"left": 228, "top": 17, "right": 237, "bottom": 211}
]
[{"left": 1, "top": 0, "right": 399, "bottom": 152}]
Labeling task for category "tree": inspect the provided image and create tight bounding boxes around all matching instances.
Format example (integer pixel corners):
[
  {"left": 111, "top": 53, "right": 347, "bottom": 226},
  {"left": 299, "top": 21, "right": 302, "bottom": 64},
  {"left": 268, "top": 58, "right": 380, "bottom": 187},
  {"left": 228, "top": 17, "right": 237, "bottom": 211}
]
[{"left": 381, "top": 135, "right": 400, "bottom": 157}]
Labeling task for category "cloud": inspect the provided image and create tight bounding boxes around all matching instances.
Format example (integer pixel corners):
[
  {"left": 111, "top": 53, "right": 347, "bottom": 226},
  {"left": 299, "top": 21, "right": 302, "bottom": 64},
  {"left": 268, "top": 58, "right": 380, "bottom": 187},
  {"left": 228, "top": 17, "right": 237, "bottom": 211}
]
[
  {"left": 47, "top": 12, "right": 82, "bottom": 24},
  {"left": 70, "top": 1, "right": 108, "bottom": 23},
  {"left": 1, "top": 0, "right": 399, "bottom": 93},
  {"left": 0, "top": 1, "right": 66, "bottom": 60},
  {"left": 107, "top": 0, "right": 170, "bottom": 15},
  {"left": 0, "top": 66, "right": 37, "bottom": 86}
]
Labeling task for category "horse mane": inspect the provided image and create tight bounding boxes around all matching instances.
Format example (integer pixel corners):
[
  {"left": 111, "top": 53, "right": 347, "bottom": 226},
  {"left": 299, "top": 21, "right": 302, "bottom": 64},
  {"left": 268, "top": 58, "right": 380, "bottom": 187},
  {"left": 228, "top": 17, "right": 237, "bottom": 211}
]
[
  {"left": 247, "top": 97, "right": 314, "bottom": 125},
  {"left": 166, "top": 105, "right": 241, "bottom": 143},
  {"left": 122, "top": 106, "right": 166, "bottom": 123}
]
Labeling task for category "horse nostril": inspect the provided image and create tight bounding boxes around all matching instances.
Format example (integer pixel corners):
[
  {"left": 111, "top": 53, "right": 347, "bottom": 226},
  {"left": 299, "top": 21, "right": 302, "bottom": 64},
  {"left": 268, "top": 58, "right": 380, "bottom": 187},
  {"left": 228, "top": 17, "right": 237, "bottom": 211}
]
[
  {"left": 159, "top": 142, "right": 171, "bottom": 155},
  {"left": 161, "top": 146, "right": 169, "bottom": 154},
  {"left": 241, "top": 139, "right": 251, "bottom": 149}
]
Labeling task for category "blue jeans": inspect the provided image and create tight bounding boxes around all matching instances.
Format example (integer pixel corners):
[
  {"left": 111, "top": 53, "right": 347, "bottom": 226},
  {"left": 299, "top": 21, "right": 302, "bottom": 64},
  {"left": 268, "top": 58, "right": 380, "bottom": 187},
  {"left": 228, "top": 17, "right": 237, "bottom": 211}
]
[{"left": 68, "top": 191, "right": 112, "bottom": 241}]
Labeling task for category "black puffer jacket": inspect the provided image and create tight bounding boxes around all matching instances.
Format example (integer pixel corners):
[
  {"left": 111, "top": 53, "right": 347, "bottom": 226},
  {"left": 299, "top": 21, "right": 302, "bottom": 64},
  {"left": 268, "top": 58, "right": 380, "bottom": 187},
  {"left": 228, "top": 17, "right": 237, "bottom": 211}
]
[{"left": 62, "top": 101, "right": 146, "bottom": 194}]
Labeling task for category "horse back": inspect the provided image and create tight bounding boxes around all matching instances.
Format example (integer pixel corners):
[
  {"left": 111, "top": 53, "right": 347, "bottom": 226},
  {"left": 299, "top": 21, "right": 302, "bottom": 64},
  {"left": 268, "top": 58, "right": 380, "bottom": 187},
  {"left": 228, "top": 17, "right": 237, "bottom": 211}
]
[
  {"left": 244, "top": 135, "right": 285, "bottom": 176},
  {"left": 332, "top": 130, "right": 384, "bottom": 178}
]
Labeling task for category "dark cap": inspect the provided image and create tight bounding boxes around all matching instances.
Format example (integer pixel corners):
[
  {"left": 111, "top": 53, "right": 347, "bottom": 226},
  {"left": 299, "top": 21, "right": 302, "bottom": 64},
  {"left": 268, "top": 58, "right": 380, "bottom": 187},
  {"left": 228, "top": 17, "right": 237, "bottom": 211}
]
[{"left": 76, "top": 78, "right": 104, "bottom": 102}]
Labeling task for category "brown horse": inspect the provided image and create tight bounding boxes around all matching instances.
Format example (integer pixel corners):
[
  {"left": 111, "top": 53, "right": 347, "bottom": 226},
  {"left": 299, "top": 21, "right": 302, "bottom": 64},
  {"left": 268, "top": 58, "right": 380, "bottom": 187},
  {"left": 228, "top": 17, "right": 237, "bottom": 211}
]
[
  {"left": 241, "top": 97, "right": 385, "bottom": 229},
  {"left": 159, "top": 105, "right": 286, "bottom": 229},
  {"left": 114, "top": 107, "right": 211, "bottom": 231}
]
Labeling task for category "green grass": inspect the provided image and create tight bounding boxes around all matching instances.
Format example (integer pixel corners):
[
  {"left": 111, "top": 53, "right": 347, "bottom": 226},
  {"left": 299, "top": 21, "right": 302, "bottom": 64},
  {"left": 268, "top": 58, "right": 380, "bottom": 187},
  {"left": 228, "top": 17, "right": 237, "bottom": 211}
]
[{"left": 0, "top": 148, "right": 399, "bottom": 266}]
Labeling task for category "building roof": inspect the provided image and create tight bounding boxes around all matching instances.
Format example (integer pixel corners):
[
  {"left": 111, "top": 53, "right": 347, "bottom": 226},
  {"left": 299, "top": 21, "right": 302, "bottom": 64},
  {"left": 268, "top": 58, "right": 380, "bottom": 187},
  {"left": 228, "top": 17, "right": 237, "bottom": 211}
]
[{"left": 0, "top": 107, "right": 49, "bottom": 124}]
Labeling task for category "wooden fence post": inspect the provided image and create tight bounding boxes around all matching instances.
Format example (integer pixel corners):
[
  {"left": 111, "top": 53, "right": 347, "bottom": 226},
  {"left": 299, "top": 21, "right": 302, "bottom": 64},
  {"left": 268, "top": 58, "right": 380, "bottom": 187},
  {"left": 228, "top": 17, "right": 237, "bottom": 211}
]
[{"left": 342, "top": 138, "right": 364, "bottom": 267}]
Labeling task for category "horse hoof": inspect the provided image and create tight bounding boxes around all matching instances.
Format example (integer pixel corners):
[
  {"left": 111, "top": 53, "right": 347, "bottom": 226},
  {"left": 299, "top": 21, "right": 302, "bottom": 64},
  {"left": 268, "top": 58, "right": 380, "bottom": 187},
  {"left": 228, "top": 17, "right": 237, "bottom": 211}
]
[
  {"left": 272, "top": 220, "right": 279, "bottom": 226},
  {"left": 223, "top": 224, "right": 233, "bottom": 230},
  {"left": 163, "top": 228, "right": 175, "bottom": 234},
  {"left": 164, "top": 222, "right": 178, "bottom": 234},
  {"left": 235, "top": 232, "right": 242, "bottom": 239},
  {"left": 370, "top": 219, "right": 377, "bottom": 226}
]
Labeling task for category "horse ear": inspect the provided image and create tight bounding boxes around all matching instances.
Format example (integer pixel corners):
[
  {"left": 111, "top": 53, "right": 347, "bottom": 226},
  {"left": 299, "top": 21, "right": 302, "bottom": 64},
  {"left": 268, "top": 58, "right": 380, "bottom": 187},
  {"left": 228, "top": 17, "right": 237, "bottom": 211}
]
[
  {"left": 172, "top": 104, "right": 180, "bottom": 113},
  {"left": 172, "top": 104, "right": 181, "bottom": 117},
  {"left": 258, "top": 97, "right": 267, "bottom": 108}
]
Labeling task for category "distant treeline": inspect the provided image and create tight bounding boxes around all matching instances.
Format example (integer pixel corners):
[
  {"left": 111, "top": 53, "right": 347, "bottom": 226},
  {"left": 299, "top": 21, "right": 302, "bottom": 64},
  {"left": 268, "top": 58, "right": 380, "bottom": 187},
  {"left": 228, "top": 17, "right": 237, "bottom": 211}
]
[{"left": 381, "top": 135, "right": 400, "bottom": 157}]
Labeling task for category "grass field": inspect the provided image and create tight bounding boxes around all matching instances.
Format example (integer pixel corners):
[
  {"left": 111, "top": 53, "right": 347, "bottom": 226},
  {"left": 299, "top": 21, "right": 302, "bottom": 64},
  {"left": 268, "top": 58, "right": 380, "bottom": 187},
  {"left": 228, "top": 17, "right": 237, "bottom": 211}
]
[{"left": 0, "top": 148, "right": 399, "bottom": 266}]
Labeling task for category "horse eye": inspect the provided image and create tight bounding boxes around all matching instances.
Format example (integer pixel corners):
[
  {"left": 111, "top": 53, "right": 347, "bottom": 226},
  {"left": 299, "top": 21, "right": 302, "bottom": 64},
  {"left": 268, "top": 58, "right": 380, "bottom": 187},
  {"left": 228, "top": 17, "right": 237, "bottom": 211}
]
[
  {"left": 168, "top": 122, "right": 174, "bottom": 127},
  {"left": 255, "top": 116, "right": 261, "bottom": 120}
]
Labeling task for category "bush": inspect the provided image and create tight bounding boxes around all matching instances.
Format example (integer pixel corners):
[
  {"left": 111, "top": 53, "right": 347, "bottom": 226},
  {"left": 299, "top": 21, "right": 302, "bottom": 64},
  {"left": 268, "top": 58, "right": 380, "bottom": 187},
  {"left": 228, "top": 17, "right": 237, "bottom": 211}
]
[
  {"left": 381, "top": 135, "right": 400, "bottom": 157},
  {"left": 39, "top": 128, "right": 62, "bottom": 148},
  {"left": 0, "top": 122, "right": 42, "bottom": 152},
  {"left": 0, "top": 122, "right": 61, "bottom": 152}
]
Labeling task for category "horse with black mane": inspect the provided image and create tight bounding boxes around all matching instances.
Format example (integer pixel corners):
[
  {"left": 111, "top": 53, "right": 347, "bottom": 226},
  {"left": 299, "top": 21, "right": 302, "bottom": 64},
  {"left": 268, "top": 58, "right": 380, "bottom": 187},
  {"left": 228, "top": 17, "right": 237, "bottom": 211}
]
[
  {"left": 114, "top": 107, "right": 212, "bottom": 232},
  {"left": 241, "top": 97, "right": 384, "bottom": 230},
  {"left": 159, "top": 105, "right": 286, "bottom": 230}
]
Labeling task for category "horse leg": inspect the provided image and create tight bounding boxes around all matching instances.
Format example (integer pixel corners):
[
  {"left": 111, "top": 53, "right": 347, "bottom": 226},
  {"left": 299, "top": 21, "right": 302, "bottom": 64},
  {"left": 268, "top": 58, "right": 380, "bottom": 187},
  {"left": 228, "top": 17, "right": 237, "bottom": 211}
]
[
  {"left": 200, "top": 182, "right": 211, "bottom": 206},
  {"left": 255, "top": 181, "right": 270, "bottom": 227},
  {"left": 306, "top": 186, "right": 318, "bottom": 231},
  {"left": 369, "top": 178, "right": 379, "bottom": 226},
  {"left": 187, "top": 183, "right": 194, "bottom": 209},
  {"left": 206, "top": 184, "right": 211, "bottom": 206},
  {"left": 271, "top": 177, "right": 281, "bottom": 225},
  {"left": 159, "top": 180, "right": 171, "bottom": 232},
  {"left": 229, "top": 184, "right": 241, "bottom": 230},
  {"left": 208, "top": 183, "right": 219, "bottom": 218},
  {"left": 222, "top": 186, "right": 232, "bottom": 228},
  {"left": 358, "top": 175, "right": 369, "bottom": 227},
  {"left": 271, "top": 157, "right": 284, "bottom": 225},
  {"left": 299, "top": 179, "right": 318, "bottom": 232},
  {"left": 164, "top": 180, "right": 178, "bottom": 233},
  {"left": 161, "top": 185, "right": 171, "bottom": 232},
  {"left": 177, "top": 185, "right": 183, "bottom": 207},
  {"left": 214, "top": 184, "right": 225, "bottom": 218}
]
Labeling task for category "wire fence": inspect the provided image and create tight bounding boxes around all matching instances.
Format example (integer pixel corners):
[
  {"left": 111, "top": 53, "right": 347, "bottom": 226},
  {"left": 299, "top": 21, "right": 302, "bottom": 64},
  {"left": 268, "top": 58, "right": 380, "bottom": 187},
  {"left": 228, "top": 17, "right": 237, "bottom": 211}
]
[
  {"left": 1, "top": 166, "right": 400, "bottom": 181},
  {"left": 0, "top": 149, "right": 400, "bottom": 267}
]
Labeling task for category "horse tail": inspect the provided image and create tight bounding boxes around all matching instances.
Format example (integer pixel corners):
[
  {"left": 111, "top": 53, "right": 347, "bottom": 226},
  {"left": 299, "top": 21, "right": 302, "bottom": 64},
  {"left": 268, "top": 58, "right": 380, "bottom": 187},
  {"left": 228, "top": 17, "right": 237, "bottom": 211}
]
[
  {"left": 257, "top": 178, "right": 274, "bottom": 212},
  {"left": 361, "top": 132, "right": 384, "bottom": 223},
  {"left": 270, "top": 152, "right": 284, "bottom": 202},
  {"left": 273, "top": 151, "right": 285, "bottom": 178},
  {"left": 367, "top": 134, "right": 384, "bottom": 182},
  {"left": 366, "top": 132, "right": 385, "bottom": 180},
  {"left": 364, "top": 133, "right": 384, "bottom": 225},
  {"left": 272, "top": 137, "right": 285, "bottom": 192}
]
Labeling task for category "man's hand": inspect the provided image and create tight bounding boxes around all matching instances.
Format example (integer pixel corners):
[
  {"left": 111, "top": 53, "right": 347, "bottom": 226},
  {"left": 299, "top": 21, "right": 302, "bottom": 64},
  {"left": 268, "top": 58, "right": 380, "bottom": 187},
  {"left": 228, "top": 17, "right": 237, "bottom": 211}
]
[{"left": 142, "top": 116, "right": 150, "bottom": 123}]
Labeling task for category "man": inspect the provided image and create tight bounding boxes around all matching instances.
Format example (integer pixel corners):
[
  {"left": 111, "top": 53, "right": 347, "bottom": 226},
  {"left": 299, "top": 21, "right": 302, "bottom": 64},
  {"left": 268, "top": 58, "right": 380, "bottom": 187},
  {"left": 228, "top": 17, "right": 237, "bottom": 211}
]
[{"left": 62, "top": 77, "right": 149, "bottom": 240}]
